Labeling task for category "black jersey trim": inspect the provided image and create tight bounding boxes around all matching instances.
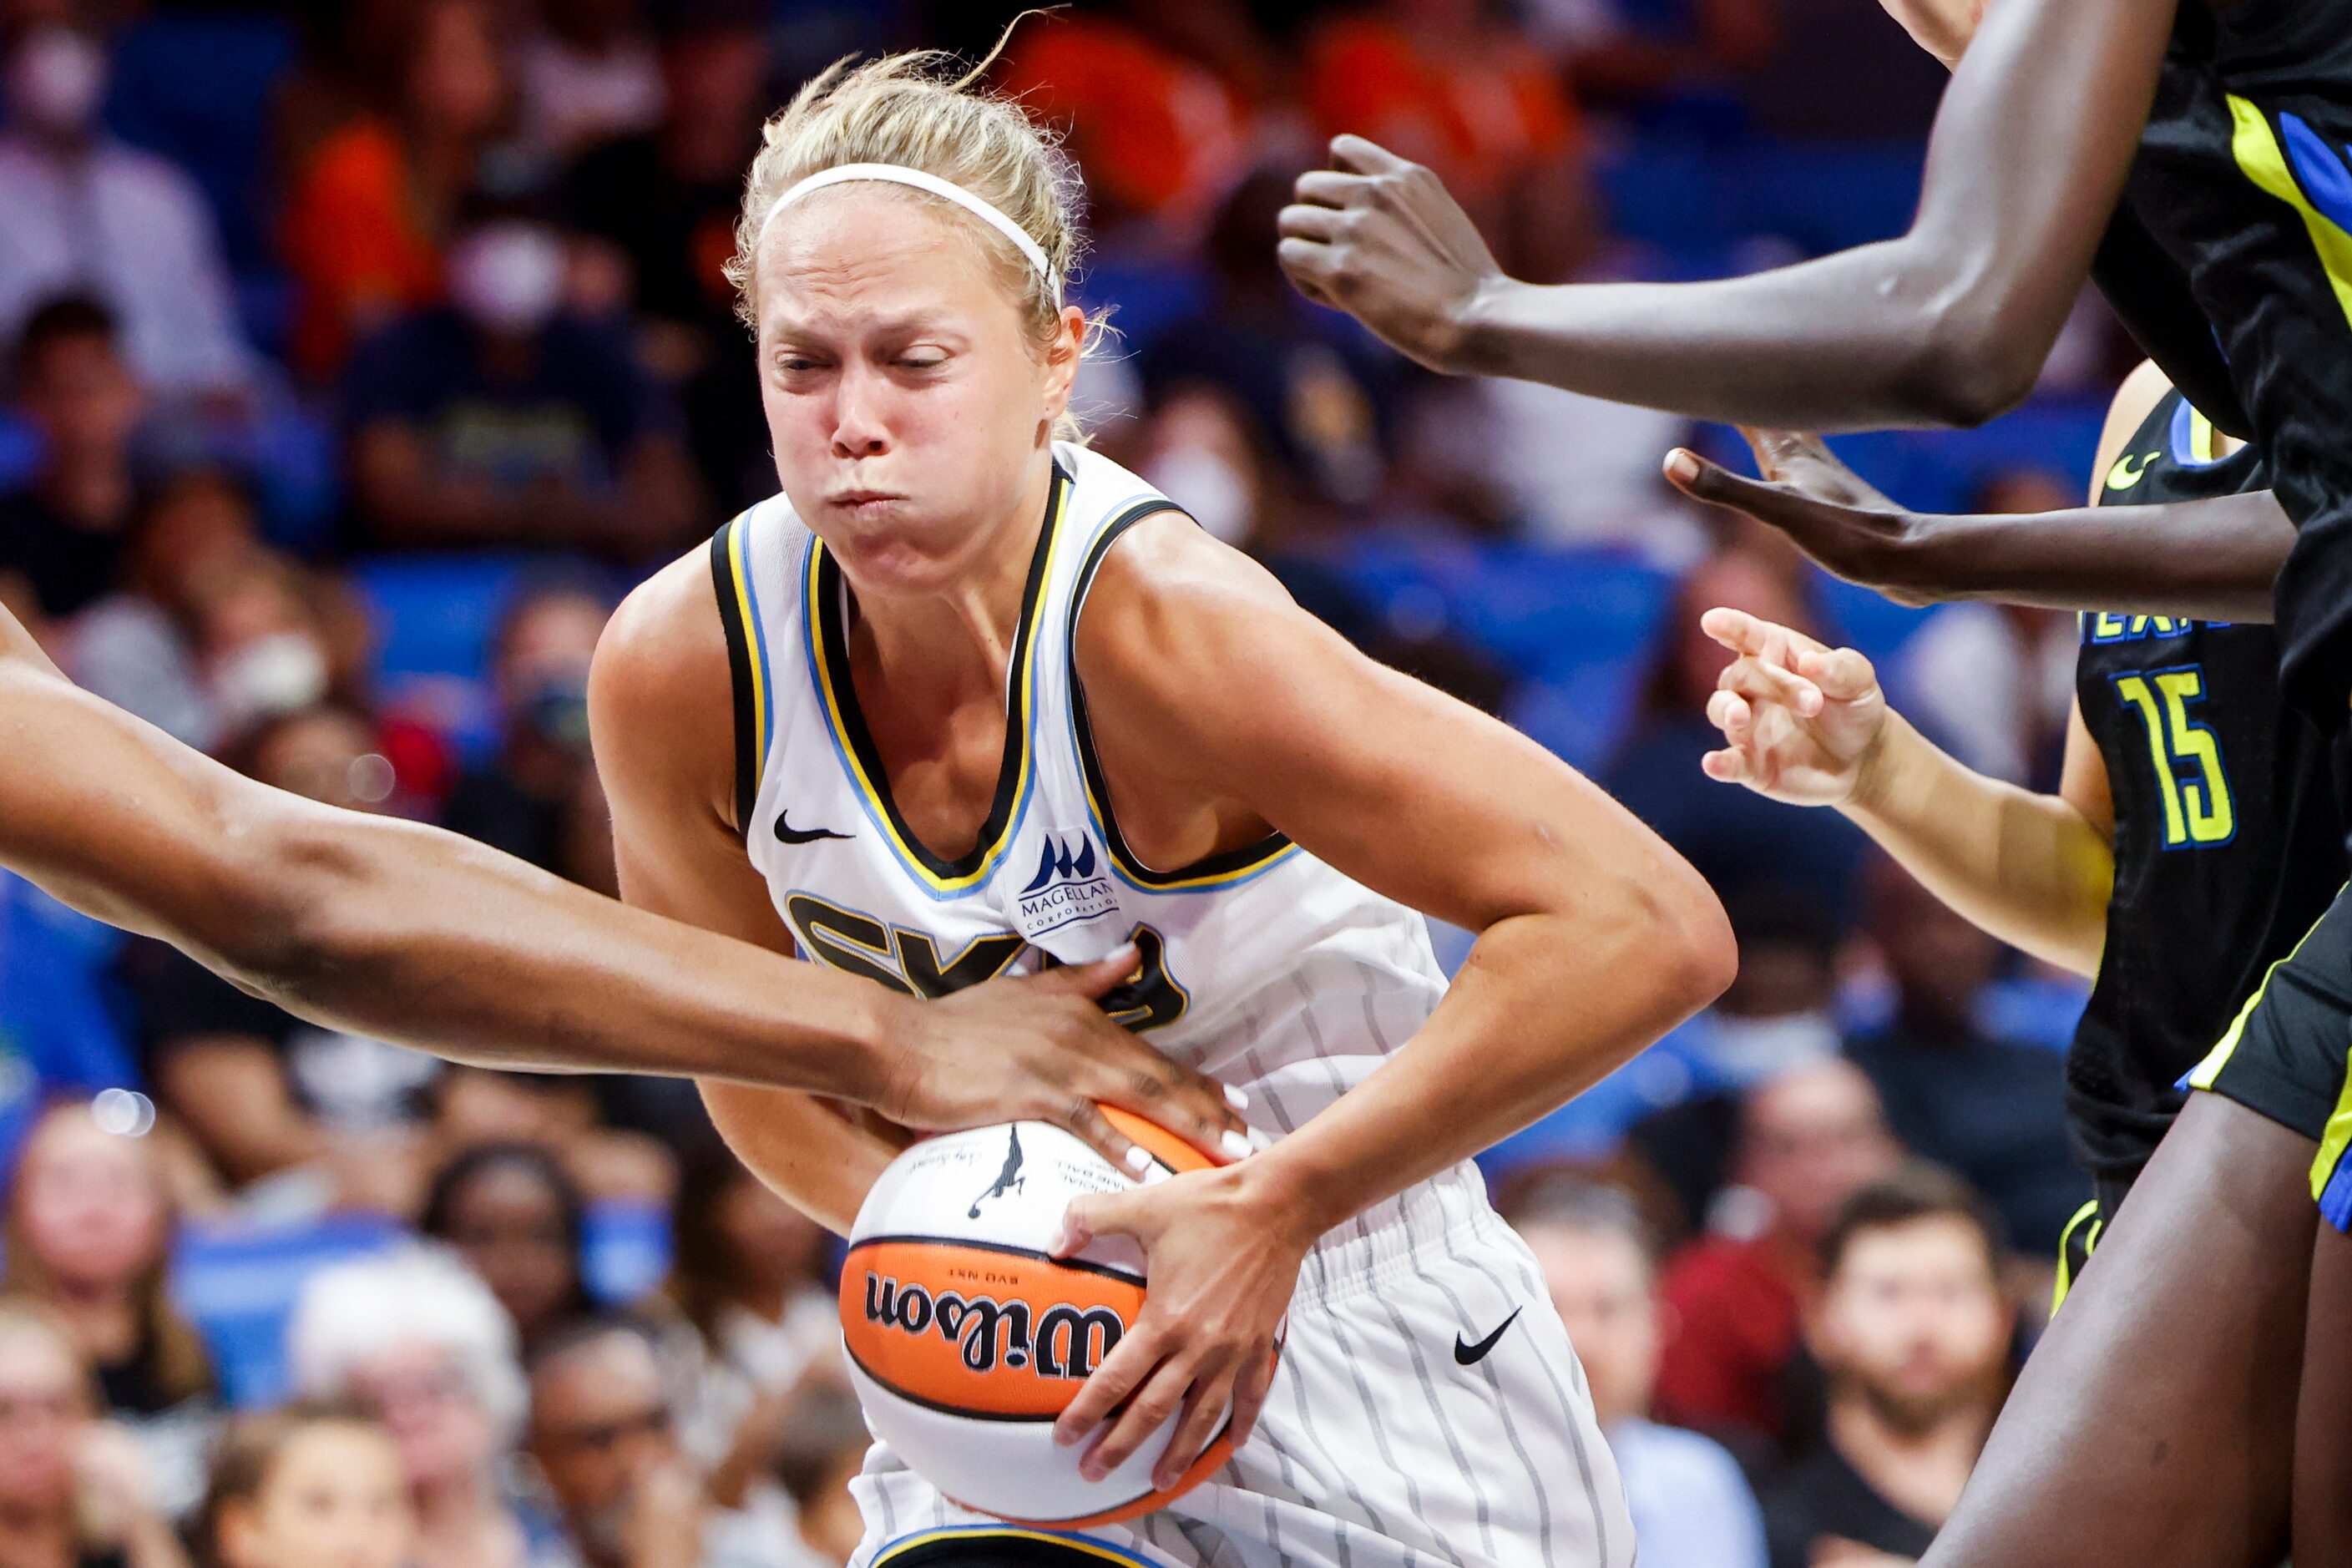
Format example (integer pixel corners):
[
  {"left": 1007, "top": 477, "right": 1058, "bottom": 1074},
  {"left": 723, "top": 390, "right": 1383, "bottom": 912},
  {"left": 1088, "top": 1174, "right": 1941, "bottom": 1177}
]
[
  {"left": 708, "top": 518, "right": 761, "bottom": 838},
  {"left": 806, "top": 467, "right": 1069, "bottom": 890},
  {"left": 1066, "top": 503, "right": 1296, "bottom": 891}
]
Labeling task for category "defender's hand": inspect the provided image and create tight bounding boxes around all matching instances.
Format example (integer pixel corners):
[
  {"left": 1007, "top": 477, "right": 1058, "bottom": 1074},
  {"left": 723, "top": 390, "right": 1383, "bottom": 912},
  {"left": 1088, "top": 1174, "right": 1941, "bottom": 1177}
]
[
  {"left": 1277, "top": 136, "right": 1505, "bottom": 375},
  {"left": 878, "top": 946, "right": 1252, "bottom": 1176},
  {"left": 1665, "top": 436, "right": 1941, "bottom": 607},
  {"left": 1048, "top": 1162, "right": 1305, "bottom": 1490},
  {"left": 1698, "top": 607, "right": 1889, "bottom": 808}
]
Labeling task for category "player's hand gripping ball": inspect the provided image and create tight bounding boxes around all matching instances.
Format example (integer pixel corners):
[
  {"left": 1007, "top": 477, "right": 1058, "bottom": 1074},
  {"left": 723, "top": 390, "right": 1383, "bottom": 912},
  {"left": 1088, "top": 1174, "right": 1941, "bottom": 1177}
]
[{"left": 839, "top": 1108, "right": 1271, "bottom": 1525}]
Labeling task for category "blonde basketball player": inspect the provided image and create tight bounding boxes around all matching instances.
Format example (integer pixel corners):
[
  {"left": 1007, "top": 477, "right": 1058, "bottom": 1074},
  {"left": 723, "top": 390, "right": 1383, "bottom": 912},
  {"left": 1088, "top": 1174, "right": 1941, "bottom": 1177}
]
[{"left": 589, "top": 48, "right": 1735, "bottom": 1568}]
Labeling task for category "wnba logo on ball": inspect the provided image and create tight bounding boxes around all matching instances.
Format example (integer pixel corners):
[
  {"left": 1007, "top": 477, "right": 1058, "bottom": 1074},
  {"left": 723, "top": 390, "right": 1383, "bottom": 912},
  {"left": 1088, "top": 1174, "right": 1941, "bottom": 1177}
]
[{"left": 860, "top": 1272, "right": 1126, "bottom": 1378}]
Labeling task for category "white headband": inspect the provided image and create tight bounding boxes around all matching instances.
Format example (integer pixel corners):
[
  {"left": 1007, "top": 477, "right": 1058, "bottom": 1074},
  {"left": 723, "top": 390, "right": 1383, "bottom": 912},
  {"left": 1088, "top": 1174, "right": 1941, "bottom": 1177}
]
[{"left": 756, "top": 163, "right": 1063, "bottom": 305}]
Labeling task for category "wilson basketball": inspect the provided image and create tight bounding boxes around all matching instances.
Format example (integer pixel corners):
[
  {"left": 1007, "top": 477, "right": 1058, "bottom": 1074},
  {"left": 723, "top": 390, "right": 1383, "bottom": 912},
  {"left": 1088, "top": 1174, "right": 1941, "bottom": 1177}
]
[{"left": 838, "top": 1108, "right": 1250, "bottom": 1526}]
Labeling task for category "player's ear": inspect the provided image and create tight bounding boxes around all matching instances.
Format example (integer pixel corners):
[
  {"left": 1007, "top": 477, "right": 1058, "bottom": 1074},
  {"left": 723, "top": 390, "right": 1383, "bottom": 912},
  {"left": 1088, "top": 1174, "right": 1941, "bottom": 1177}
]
[{"left": 1040, "top": 303, "right": 1087, "bottom": 415}]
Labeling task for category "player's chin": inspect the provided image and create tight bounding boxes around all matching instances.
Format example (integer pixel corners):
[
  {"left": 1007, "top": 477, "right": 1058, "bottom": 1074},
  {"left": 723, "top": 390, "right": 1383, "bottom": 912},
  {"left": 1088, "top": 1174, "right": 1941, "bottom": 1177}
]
[{"left": 822, "top": 514, "right": 959, "bottom": 592}]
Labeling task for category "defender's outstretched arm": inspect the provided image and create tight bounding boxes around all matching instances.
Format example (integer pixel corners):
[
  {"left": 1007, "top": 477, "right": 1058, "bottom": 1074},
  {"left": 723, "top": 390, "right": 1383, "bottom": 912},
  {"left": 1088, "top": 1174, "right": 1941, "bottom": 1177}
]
[
  {"left": 0, "top": 602, "right": 1244, "bottom": 1163},
  {"left": 1278, "top": 0, "right": 2174, "bottom": 430}
]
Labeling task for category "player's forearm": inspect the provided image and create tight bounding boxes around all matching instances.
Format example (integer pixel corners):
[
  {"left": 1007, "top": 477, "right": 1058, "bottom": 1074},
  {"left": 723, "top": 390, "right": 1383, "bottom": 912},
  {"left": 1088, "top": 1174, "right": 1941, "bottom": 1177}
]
[
  {"left": 1839, "top": 711, "right": 2112, "bottom": 975},
  {"left": 1900, "top": 493, "right": 2290, "bottom": 621},
  {"left": 1244, "top": 873, "right": 1734, "bottom": 1237},
  {"left": 1449, "top": 0, "right": 2159, "bottom": 429},
  {"left": 240, "top": 807, "right": 908, "bottom": 1094}
]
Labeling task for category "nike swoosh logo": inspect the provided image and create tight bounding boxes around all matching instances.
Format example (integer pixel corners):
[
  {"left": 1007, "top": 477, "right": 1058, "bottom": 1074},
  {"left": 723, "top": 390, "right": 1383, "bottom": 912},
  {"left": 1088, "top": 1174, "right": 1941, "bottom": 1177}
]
[
  {"left": 1454, "top": 1307, "right": 1520, "bottom": 1366},
  {"left": 2105, "top": 451, "right": 2157, "bottom": 492},
  {"left": 775, "top": 811, "right": 853, "bottom": 846}
]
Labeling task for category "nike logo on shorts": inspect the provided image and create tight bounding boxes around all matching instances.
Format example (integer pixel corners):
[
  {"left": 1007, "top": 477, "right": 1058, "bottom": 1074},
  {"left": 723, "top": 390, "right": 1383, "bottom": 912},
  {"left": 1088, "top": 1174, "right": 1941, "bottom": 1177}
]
[{"left": 1454, "top": 1308, "right": 1520, "bottom": 1366}]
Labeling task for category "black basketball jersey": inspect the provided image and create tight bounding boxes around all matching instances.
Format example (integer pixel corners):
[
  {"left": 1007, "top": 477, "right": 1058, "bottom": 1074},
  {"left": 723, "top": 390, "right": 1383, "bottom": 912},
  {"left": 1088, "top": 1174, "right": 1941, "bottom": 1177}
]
[
  {"left": 2117, "top": 0, "right": 2352, "bottom": 723},
  {"left": 2069, "top": 388, "right": 2348, "bottom": 1181}
]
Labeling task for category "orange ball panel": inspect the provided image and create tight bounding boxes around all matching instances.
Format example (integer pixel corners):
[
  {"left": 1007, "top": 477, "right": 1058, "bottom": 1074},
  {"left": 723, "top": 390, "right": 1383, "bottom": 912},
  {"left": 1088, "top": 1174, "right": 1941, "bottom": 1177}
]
[{"left": 840, "top": 1238, "right": 1147, "bottom": 1419}]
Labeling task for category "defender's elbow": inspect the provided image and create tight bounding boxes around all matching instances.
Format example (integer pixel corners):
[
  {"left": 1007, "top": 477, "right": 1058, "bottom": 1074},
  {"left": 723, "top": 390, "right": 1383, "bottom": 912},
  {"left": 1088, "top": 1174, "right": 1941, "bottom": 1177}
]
[{"left": 1893, "top": 294, "right": 2042, "bottom": 429}]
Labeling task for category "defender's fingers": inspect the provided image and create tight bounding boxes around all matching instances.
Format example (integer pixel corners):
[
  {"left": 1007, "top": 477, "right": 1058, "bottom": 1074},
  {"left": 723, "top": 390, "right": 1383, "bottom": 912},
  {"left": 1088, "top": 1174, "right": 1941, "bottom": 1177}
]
[
  {"left": 1292, "top": 169, "right": 1373, "bottom": 210},
  {"left": 1663, "top": 448, "right": 1791, "bottom": 519},
  {"left": 1700, "top": 746, "right": 1754, "bottom": 785},
  {"left": 1089, "top": 1055, "right": 1252, "bottom": 1163},
  {"left": 1275, "top": 202, "right": 1346, "bottom": 243},
  {"left": 1024, "top": 943, "right": 1142, "bottom": 997},
  {"left": 1277, "top": 237, "right": 1338, "bottom": 304},
  {"left": 1698, "top": 605, "right": 1790, "bottom": 659},
  {"left": 1053, "top": 1100, "right": 1156, "bottom": 1181},
  {"left": 1328, "top": 134, "right": 1412, "bottom": 175},
  {"left": 1791, "top": 643, "right": 1879, "bottom": 702},
  {"left": 1048, "top": 1189, "right": 1153, "bottom": 1261},
  {"left": 1717, "top": 653, "right": 1823, "bottom": 716},
  {"left": 1705, "top": 688, "right": 1753, "bottom": 744}
]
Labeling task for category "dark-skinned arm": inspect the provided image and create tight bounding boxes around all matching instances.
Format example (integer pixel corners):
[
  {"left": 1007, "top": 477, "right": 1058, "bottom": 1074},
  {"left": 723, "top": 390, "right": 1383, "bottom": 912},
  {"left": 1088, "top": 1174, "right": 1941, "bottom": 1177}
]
[
  {"left": 1276, "top": 0, "right": 2175, "bottom": 429},
  {"left": 0, "top": 601, "right": 1245, "bottom": 1166},
  {"left": 1659, "top": 426, "right": 2290, "bottom": 624}
]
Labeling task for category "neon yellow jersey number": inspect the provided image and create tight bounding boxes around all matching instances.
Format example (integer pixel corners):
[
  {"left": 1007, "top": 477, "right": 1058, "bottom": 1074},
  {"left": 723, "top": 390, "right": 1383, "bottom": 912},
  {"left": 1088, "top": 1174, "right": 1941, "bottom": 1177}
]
[{"left": 2115, "top": 667, "right": 2236, "bottom": 848}]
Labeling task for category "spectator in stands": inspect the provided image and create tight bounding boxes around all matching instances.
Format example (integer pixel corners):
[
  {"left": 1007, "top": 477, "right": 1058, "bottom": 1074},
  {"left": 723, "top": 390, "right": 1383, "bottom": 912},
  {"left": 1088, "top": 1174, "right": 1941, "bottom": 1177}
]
[
  {"left": 668, "top": 1159, "right": 835, "bottom": 1444},
  {"left": 0, "top": 296, "right": 144, "bottom": 622},
  {"left": 1654, "top": 1059, "right": 1899, "bottom": 1454},
  {"left": 516, "top": 0, "right": 665, "bottom": 160},
  {"left": 124, "top": 707, "right": 443, "bottom": 1206},
  {"left": 63, "top": 466, "right": 265, "bottom": 752},
  {"left": 1140, "top": 170, "right": 1399, "bottom": 510},
  {"left": 428, "top": 1069, "right": 674, "bottom": 1212},
  {"left": 1527, "top": 0, "right": 1778, "bottom": 128},
  {"left": 0, "top": 27, "right": 255, "bottom": 402},
  {"left": 1844, "top": 857, "right": 2081, "bottom": 1257},
  {"left": 0, "top": 1302, "right": 190, "bottom": 1568},
  {"left": 197, "top": 1401, "right": 413, "bottom": 1568},
  {"left": 287, "top": 1247, "right": 552, "bottom": 1568},
  {"left": 995, "top": 11, "right": 1251, "bottom": 246},
  {"left": 1761, "top": 1166, "right": 2013, "bottom": 1568},
  {"left": 3, "top": 1103, "right": 217, "bottom": 1514},
  {"left": 1513, "top": 1176, "right": 1768, "bottom": 1568},
  {"left": 441, "top": 579, "right": 610, "bottom": 878},
  {"left": 526, "top": 1318, "right": 785, "bottom": 1568},
  {"left": 766, "top": 1377, "right": 868, "bottom": 1568},
  {"left": 1605, "top": 545, "right": 1869, "bottom": 927},
  {"left": 1625, "top": 889, "right": 1844, "bottom": 1225},
  {"left": 343, "top": 202, "right": 698, "bottom": 560},
  {"left": 559, "top": 5, "right": 771, "bottom": 510},
  {"left": 421, "top": 1144, "right": 596, "bottom": 1360},
  {"left": 1303, "top": 0, "right": 1600, "bottom": 282},
  {"left": 281, "top": 0, "right": 512, "bottom": 378}
]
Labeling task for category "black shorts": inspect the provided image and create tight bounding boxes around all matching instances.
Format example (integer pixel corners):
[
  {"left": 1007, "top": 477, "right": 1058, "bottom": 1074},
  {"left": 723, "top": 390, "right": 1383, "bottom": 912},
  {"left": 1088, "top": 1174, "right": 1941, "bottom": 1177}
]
[
  {"left": 872, "top": 1531, "right": 1132, "bottom": 1567},
  {"left": 2185, "top": 883, "right": 2352, "bottom": 1231},
  {"left": 2051, "top": 1172, "right": 2139, "bottom": 1313}
]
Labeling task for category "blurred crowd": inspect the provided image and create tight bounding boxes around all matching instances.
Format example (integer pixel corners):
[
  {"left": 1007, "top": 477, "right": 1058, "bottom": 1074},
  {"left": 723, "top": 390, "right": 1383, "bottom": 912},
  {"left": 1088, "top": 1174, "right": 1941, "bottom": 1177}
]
[{"left": 0, "top": 1, "right": 2137, "bottom": 1565}]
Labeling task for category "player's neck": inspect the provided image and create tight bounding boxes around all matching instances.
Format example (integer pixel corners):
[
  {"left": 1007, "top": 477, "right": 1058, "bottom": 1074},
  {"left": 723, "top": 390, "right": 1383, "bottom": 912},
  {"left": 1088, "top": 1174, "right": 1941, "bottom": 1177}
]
[{"left": 848, "top": 463, "right": 1054, "bottom": 700}]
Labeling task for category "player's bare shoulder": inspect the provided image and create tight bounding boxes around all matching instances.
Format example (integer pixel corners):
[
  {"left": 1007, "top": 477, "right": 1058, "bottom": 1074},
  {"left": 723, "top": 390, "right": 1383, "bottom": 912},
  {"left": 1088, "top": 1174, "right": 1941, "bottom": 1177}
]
[
  {"left": 1073, "top": 511, "right": 1308, "bottom": 724},
  {"left": 589, "top": 542, "right": 738, "bottom": 828}
]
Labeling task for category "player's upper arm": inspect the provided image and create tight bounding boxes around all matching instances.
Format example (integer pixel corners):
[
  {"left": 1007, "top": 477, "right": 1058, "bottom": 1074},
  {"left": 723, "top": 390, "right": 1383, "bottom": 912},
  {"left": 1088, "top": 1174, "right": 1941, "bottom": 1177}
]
[
  {"left": 2086, "top": 361, "right": 2176, "bottom": 505},
  {"left": 1075, "top": 516, "right": 1734, "bottom": 994}
]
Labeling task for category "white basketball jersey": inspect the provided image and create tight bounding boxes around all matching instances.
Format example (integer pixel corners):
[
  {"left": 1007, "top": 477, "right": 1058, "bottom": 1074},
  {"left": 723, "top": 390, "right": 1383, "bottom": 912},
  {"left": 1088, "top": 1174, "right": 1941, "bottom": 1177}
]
[{"left": 711, "top": 444, "right": 1450, "bottom": 1169}]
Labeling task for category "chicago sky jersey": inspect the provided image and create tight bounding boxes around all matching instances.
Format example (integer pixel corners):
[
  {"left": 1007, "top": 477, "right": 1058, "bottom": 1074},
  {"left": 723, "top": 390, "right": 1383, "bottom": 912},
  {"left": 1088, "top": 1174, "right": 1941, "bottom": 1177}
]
[
  {"left": 709, "top": 444, "right": 1454, "bottom": 1203},
  {"left": 2069, "top": 387, "right": 2348, "bottom": 1181}
]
